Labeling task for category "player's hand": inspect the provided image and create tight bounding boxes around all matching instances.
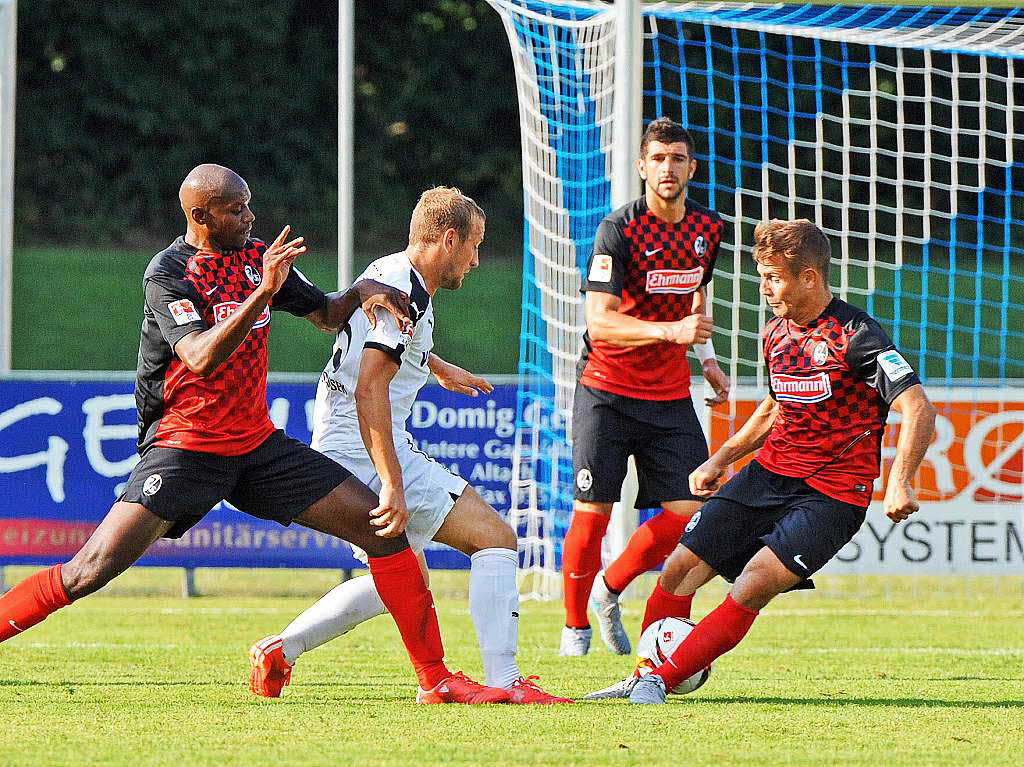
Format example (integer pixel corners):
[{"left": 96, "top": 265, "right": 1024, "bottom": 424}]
[
  {"left": 883, "top": 478, "right": 919, "bottom": 523},
  {"left": 666, "top": 314, "right": 713, "bottom": 346},
  {"left": 370, "top": 483, "right": 409, "bottom": 537},
  {"left": 433, "top": 360, "right": 494, "bottom": 398},
  {"left": 355, "top": 280, "right": 412, "bottom": 335},
  {"left": 701, "top": 359, "right": 730, "bottom": 406},
  {"left": 261, "top": 225, "right": 307, "bottom": 295},
  {"left": 689, "top": 457, "right": 727, "bottom": 498}
]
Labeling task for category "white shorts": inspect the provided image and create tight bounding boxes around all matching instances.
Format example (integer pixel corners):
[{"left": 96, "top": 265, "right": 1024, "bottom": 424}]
[{"left": 320, "top": 434, "right": 468, "bottom": 563}]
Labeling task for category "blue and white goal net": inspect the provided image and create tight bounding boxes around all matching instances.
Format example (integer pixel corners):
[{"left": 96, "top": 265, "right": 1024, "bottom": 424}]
[{"left": 488, "top": 1, "right": 1024, "bottom": 599}]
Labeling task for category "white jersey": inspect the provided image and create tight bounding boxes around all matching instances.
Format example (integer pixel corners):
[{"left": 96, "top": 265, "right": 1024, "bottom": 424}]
[{"left": 312, "top": 251, "right": 434, "bottom": 452}]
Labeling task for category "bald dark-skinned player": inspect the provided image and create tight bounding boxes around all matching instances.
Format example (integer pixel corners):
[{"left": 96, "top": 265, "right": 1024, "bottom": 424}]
[{"left": 0, "top": 164, "right": 510, "bottom": 704}]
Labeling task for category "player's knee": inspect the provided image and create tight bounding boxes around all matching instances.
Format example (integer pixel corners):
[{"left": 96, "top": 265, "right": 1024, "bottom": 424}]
[
  {"left": 358, "top": 533, "right": 410, "bottom": 560},
  {"left": 731, "top": 559, "right": 787, "bottom": 610},
  {"left": 659, "top": 545, "right": 698, "bottom": 591},
  {"left": 493, "top": 522, "right": 517, "bottom": 551}
]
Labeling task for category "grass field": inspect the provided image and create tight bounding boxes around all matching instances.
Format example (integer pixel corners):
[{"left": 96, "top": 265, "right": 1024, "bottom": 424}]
[
  {"left": 11, "top": 247, "right": 523, "bottom": 375},
  {"left": 1, "top": 567, "right": 1021, "bottom": 766}
]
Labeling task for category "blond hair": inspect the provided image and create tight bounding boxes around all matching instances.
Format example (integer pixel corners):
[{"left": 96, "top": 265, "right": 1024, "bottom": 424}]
[
  {"left": 753, "top": 219, "right": 831, "bottom": 281},
  {"left": 408, "top": 186, "right": 485, "bottom": 245}
]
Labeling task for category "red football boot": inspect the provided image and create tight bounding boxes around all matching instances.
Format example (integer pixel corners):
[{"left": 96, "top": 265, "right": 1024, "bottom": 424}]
[
  {"left": 249, "top": 635, "right": 293, "bottom": 698},
  {"left": 416, "top": 671, "right": 512, "bottom": 704},
  {"left": 507, "top": 675, "right": 574, "bottom": 704}
]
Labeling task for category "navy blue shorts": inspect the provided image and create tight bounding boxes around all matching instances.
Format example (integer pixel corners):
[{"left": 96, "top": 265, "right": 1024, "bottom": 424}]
[
  {"left": 119, "top": 430, "right": 352, "bottom": 538},
  {"left": 572, "top": 384, "right": 708, "bottom": 507},
  {"left": 681, "top": 460, "right": 866, "bottom": 583}
]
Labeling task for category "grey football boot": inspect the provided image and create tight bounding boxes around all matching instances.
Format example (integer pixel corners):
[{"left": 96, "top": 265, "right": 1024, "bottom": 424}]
[
  {"left": 583, "top": 673, "right": 639, "bottom": 700},
  {"left": 558, "top": 626, "right": 592, "bottom": 656},
  {"left": 588, "top": 574, "right": 631, "bottom": 655},
  {"left": 628, "top": 674, "right": 667, "bottom": 704}
]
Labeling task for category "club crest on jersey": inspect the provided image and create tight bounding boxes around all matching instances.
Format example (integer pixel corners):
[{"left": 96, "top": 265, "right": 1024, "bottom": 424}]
[
  {"left": 771, "top": 372, "right": 833, "bottom": 403},
  {"left": 693, "top": 235, "right": 707, "bottom": 257},
  {"left": 645, "top": 267, "right": 703, "bottom": 294},
  {"left": 244, "top": 264, "right": 262, "bottom": 286},
  {"left": 812, "top": 341, "right": 829, "bottom": 365},
  {"left": 576, "top": 468, "right": 593, "bottom": 492},
  {"left": 214, "top": 301, "right": 271, "bottom": 329}
]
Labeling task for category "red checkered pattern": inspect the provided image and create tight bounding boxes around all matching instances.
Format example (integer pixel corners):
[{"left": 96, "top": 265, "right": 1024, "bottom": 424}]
[
  {"left": 580, "top": 199, "right": 724, "bottom": 400},
  {"left": 757, "top": 311, "right": 886, "bottom": 506},
  {"left": 153, "top": 240, "right": 276, "bottom": 455},
  {"left": 619, "top": 208, "right": 723, "bottom": 322}
]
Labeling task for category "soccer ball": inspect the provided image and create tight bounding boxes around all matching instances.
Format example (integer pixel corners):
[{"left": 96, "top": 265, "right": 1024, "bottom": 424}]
[{"left": 634, "top": 616, "right": 711, "bottom": 695}]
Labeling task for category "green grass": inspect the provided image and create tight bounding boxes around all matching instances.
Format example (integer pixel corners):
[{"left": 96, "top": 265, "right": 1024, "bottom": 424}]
[
  {"left": 11, "top": 247, "right": 522, "bottom": 375},
  {"left": 1, "top": 568, "right": 1021, "bottom": 766}
]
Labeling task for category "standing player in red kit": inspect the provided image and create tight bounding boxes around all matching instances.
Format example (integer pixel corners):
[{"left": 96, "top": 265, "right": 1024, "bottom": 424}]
[
  {"left": 560, "top": 118, "right": 731, "bottom": 656},
  {"left": 0, "top": 164, "right": 508, "bottom": 704},
  {"left": 585, "top": 218, "right": 936, "bottom": 702}
]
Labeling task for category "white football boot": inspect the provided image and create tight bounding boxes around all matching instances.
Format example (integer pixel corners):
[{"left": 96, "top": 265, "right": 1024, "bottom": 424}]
[
  {"left": 558, "top": 626, "right": 592, "bottom": 656},
  {"left": 588, "top": 574, "right": 631, "bottom": 655}
]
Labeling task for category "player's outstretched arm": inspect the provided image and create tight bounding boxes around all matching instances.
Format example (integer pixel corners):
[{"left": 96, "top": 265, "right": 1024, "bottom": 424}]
[
  {"left": 882, "top": 384, "right": 936, "bottom": 523},
  {"left": 690, "top": 395, "right": 778, "bottom": 497},
  {"left": 355, "top": 348, "right": 409, "bottom": 538},
  {"left": 427, "top": 354, "right": 493, "bottom": 398},
  {"left": 308, "top": 279, "right": 412, "bottom": 334},
  {"left": 175, "top": 225, "right": 305, "bottom": 376},
  {"left": 585, "top": 291, "right": 712, "bottom": 348}
]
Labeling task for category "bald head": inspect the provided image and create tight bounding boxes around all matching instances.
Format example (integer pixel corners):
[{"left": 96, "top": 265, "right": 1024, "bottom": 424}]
[
  {"left": 179, "top": 164, "right": 249, "bottom": 215},
  {"left": 179, "top": 164, "right": 255, "bottom": 251}
]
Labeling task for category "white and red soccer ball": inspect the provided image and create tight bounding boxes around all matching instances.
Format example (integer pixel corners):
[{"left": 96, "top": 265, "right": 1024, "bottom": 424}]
[{"left": 634, "top": 616, "right": 711, "bottom": 695}]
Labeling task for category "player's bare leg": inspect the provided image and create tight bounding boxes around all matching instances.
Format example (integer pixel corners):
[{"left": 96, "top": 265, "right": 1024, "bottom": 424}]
[
  {"left": 630, "top": 547, "right": 798, "bottom": 703},
  {"left": 0, "top": 502, "right": 171, "bottom": 643},
  {"left": 559, "top": 501, "right": 612, "bottom": 655},
  {"left": 434, "top": 487, "right": 572, "bottom": 703}
]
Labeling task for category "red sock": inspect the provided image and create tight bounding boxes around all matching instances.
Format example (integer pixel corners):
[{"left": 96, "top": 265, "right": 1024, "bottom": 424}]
[
  {"left": 603, "top": 509, "right": 690, "bottom": 594},
  {"left": 367, "top": 548, "right": 450, "bottom": 690},
  {"left": 0, "top": 564, "right": 71, "bottom": 643},
  {"left": 653, "top": 594, "right": 758, "bottom": 691},
  {"left": 641, "top": 579, "right": 694, "bottom": 632},
  {"left": 561, "top": 510, "right": 610, "bottom": 628}
]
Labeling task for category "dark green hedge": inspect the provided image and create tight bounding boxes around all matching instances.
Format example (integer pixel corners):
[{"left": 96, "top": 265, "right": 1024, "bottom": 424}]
[{"left": 15, "top": 1, "right": 523, "bottom": 252}]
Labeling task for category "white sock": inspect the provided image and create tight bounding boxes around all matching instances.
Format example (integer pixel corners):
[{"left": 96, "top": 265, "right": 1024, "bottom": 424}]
[
  {"left": 279, "top": 574, "right": 387, "bottom": 664},
  {"left": 469, "top": 547, "right": 521, "bottom": 688}
]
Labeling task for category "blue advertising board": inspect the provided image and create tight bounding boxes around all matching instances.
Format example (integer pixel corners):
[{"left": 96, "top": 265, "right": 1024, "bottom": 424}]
[{"left": 0, "top": 375, "right": 517, "bottom": 570}]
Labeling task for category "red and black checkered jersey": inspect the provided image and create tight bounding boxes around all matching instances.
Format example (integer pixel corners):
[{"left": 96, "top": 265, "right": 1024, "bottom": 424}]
[
  {"left": 135, "top": 236, "right": 325, "bottom": 456},
  {"left": 755, "top": 298, "right": 921, "bottom": 506},
  {"left": 578, "top": 196, "right": 724, "bottom": 400}
]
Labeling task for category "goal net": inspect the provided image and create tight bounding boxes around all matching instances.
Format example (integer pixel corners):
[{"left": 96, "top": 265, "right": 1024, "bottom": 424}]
[{"left": 488, "top": 1, "right": 1024, "bottom": 600}]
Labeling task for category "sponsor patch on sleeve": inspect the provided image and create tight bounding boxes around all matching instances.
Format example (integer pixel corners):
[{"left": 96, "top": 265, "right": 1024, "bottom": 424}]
[
  {"left": 588, "top": 254, "right": 613, "bottom": 283},
  {"left": 877, "top": 350, "right": 914, "bottom": 381},
  {"left": 168, "top": 299, "right": 201, "bottom": 325}
]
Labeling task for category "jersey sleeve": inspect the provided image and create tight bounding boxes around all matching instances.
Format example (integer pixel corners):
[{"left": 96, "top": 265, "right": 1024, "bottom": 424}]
[
  {"left": 700, "top": 218, "right": 724, "bottom": 287},
  {"left": 145, "top": 276, "right": 208, "bottom": 351},
  {"left": 363, "top": 308, "right": 406, "bottom": 364},
  {"left": 847, "top": 318, "right": 921, "bottom": 404},
  {"left": 271, "top": 265, "right": 327, "bottom": 317},
  {"left": 581, "top": 218, "right": 628, "bottom": 296}
]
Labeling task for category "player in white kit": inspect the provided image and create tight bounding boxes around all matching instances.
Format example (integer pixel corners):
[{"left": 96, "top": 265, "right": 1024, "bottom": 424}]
[{"left": 249, "top": 187, "right": 571, "bottom": 704}]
